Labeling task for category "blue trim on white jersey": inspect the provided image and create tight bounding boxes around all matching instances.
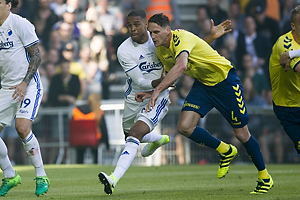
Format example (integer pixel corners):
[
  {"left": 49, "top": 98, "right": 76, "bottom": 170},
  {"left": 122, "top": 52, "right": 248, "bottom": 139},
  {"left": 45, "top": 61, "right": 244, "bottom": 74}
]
[
  {"left": 124, "top": 78, "right": 132, "bottom": 99},
  {"left": 125, "top": 65, "right": 138, "bottom": 73},
  {"left": 24, "top": 40, "right": 39, "bottom": 48},
  {"left": 151, "top": 98, "right": 168, "bottom": 124},
  {"left": 31, "top": 73, "right": 41, "bottom": 120}
]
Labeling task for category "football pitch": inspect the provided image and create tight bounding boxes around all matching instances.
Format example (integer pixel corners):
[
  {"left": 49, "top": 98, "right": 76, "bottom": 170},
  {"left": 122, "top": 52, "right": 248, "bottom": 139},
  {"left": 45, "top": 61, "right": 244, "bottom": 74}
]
[{"left": 2, "top": 164, "right": 300, "bottom": 200}]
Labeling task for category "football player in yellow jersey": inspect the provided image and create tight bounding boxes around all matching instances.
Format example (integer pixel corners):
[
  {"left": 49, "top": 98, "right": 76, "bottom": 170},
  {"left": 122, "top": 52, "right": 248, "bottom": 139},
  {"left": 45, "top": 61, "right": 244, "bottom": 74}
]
[
  {"left": 138, "top": 13, "right": 273, "bottom": 194},
  {"left": 269, "top": 5, "right": 300, "bottom": 156}
]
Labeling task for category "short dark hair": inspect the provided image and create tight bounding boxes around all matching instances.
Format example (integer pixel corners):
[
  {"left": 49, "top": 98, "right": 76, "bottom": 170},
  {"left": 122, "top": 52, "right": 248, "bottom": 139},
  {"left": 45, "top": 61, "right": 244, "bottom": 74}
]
[
  {"left": 291, "top": 5, "right": 300, "bottom": 24},
  {"left": 127, "top": 9, "right": 147, "bottom": 20},
  {"left": 148, "top": 13, "right": 170, "bottom": 28},
  {"left": 5, "top": 0, "right": 19, "bottom": 8}
]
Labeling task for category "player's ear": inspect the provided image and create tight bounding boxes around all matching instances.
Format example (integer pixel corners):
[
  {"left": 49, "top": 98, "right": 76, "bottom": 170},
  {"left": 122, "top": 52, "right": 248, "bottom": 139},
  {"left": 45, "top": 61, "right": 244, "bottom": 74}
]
[
  {"left": 291, "top": 22, "right": 295, "bottom": 31},
  {"left": 166, "top": 26, "right": 171, "bottom": 32},
  {"left": 7, "top": 1, "right": 12, "bottom": 11}
]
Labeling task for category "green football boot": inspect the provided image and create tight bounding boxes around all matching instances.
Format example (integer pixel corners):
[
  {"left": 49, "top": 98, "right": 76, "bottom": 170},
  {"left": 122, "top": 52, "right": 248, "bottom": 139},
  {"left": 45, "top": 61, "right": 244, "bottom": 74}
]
[
  {"left": 35, "top": 176, "right": 50, "bottom": 196},
  {"left": 98, "top": 172, "right": 118, "bottom": 195},
  {"left": 0, "top": 171, "right": 21, "bottom": 196},
  {"left": 141, "top": 135, "right": 170, "bottom": 157}
]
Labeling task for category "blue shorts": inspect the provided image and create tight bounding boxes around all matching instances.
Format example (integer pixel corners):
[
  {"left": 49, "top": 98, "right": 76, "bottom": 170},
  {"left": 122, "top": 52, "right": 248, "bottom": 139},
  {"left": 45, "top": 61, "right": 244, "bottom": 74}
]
[
  {"left": 182, "top": 68, "right": 249, "bottom": 128},
  {"left": 273, "top": 102, "right": 300, "bottom": 154}
]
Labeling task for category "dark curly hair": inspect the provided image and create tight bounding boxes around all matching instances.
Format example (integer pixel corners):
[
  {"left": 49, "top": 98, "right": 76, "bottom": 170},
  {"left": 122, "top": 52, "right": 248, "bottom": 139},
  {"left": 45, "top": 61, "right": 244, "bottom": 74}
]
[{"left": 5, "top": 0, "right": 19, "bottom": 8}]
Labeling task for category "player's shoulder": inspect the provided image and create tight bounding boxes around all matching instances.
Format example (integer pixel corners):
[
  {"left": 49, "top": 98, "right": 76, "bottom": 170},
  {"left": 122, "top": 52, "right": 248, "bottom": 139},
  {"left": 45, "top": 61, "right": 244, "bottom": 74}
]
[
  {"left": 117, "top": 37, "right": 134, "bottom": 53},
  {"left": 9, "top": 13, "right": 32, "bottom": 28},
  {"left": 172, "top": 29, "right": 194, "bottom": 37},
  {"left": 171, "top": 29, "right": 198, "bottom": 44},
  {"left": 9, "top": 13, "right": 29, "bottom": 23},
  {"left": 275, "top": 31, "right": 293, "bottom": 45}
]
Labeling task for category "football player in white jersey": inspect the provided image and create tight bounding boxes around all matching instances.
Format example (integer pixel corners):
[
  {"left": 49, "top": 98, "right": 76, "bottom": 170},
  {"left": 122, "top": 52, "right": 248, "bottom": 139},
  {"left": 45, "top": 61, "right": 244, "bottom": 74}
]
[
  {"left": 98, "top": 9, "right": 170, "bottom": 195},
  {"left": 0, "top": 0, "right": 49, "bottom": 196}
]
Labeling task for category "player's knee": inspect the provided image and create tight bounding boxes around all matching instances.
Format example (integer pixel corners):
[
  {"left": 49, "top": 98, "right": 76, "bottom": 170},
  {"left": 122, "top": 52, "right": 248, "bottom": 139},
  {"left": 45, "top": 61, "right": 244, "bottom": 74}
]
[
  {"left": 233, "top": 126, "right": 251, "bottom": 143},
  {"left": 177, "top": 122, "right": 193, "bottom": 137},
  {"left": 15, "top": 124, "right": 30, "bottom": 139}
]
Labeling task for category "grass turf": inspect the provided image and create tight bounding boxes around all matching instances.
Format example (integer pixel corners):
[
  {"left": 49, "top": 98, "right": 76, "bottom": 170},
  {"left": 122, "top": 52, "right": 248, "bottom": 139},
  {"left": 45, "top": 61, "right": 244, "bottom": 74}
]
[{"left": 1, "top": 164, "right": 299, "bottom": 199}]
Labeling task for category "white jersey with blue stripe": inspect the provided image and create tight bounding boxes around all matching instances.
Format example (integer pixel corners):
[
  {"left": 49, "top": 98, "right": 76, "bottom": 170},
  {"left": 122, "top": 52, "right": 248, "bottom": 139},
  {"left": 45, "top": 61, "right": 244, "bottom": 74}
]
[
  {"left": 0, "top": 12, "right": 41, "bottom": 89},
  {"left": 117, "top": 31, "right": 167, "bottom": 102}
]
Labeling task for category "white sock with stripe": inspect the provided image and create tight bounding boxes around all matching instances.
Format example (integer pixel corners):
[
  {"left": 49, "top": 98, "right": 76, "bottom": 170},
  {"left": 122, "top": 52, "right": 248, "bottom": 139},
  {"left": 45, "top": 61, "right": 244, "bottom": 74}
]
[
  {"left": 22, "top": 131, "right": 46, "bottom": 177},
  {"left": 112, "top": 136, "right": 139, "bottom": 180}
]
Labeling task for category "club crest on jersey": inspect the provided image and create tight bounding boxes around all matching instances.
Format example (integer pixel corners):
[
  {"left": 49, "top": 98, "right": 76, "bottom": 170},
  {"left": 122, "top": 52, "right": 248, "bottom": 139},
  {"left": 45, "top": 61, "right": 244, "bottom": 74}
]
[
  {"left": 0, "top": 38, "right": 14, "bottom": 51},
  {"left": 7, "top": 29, "right": 12, "bottom": 36},
  {"left": 139, "top": 61, "right": 163, "bottom": 73}
]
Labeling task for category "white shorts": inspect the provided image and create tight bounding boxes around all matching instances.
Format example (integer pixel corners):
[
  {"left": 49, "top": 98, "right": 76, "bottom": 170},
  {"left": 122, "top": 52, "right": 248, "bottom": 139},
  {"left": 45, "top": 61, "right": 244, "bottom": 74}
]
[
  {"left": 122, "top": 91, "right": 170, "bottom": 134},
  {"left": 0, "top": 83, "right": 43, "bottom": 128}
]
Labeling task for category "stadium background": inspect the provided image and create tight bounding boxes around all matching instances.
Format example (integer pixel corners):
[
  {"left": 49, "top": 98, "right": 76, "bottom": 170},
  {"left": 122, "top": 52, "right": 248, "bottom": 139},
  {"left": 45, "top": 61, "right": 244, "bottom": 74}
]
[{"left": 1, "top": 0, "right": 299, "bottom": 166}]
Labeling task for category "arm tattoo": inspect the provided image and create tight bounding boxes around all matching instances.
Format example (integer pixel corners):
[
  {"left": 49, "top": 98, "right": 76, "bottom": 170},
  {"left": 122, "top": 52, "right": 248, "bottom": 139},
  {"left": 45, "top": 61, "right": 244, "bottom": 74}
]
[{"left": 23, "top": 42, "right": 42, "bottom": 85}]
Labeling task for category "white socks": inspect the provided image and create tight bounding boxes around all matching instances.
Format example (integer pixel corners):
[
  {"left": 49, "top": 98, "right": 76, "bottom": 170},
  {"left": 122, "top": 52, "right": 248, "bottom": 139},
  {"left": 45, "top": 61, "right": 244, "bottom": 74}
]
[
  {"left": 0, "top": 138, "right": 15, "bottom": 178},
  {"left": 141, "top": 132, "right": 162, "bottom": 143},
  {"left": 112, "top": 136, "right": 140, "bottom": 180},
  {"left": 22, "top": 131, "right": 46, "bottom": 177}
]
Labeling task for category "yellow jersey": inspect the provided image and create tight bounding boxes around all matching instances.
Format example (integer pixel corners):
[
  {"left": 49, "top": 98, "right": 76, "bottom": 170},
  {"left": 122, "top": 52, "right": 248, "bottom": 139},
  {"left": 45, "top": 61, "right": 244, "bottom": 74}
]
[
  {"left": 269, "top": 31, "right": 300, "bottom": 107},
  {"left": 155, "top": 29, "right": 233, "bottom": 86}
]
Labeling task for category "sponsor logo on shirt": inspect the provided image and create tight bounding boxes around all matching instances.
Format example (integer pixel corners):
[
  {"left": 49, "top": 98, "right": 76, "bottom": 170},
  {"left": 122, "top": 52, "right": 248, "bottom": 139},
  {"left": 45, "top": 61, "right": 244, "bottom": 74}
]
[
  {"left": 139, "top": 61, "right": 163, "bottom": 73},
  {"left": 0, "top": 38, "right": 13, "bottom": 51}
]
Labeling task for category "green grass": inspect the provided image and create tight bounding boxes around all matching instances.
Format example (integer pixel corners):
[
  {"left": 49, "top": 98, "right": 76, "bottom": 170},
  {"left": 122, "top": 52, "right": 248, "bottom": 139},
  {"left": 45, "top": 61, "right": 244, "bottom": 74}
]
[{"left": 1, "top": 164, "right": 299, "bottom": 199}]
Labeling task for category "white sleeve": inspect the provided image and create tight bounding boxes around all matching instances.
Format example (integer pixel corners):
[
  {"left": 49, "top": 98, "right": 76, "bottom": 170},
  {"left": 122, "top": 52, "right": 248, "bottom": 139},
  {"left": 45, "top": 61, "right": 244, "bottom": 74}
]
[
  {"left": 289, "top": 48, "right": 300, "bottom": 59},
  {"left": 15, "top": 17, "right": 39, "bottom": 47},
  {"left": 117, "top": 50, "right": 154, "bottom": 90},
  {"left": 125, "top": 66, "right": 153, "bottom": 90}
]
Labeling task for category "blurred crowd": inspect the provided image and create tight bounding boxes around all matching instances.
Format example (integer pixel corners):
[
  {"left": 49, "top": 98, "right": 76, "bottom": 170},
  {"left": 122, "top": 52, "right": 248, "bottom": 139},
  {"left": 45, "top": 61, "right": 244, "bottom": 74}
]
[
  {"left": 7, "top": 0, "right": 182, "bottom": 106},
  {"left": 1, "top": 0, "right": 299, "bottom": 164},
  {"left": 5, "top": 0, "right": 296, "bottom": 108}
]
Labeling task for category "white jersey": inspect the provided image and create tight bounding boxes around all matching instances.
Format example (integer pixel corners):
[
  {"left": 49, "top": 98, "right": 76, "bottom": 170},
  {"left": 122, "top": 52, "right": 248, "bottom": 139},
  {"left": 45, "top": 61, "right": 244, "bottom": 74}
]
[
  {"left": 117, "top": 32, "right": 169, "bottom": 133},
  {"left": 117, "top": 31, "right": 168, "bottom": 101},
  {"left": 0, "top": 12, "right": 40, "bottom": 89},
  {"left": 0, "top": 13, "right": 43, "bottom": 127}
]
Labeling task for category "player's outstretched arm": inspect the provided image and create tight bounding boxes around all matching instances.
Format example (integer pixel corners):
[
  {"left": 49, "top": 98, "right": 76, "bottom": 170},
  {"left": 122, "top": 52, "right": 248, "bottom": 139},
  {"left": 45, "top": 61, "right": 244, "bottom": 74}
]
[{"left": 202, "top": 19, "right": 232, "bottom": 45}]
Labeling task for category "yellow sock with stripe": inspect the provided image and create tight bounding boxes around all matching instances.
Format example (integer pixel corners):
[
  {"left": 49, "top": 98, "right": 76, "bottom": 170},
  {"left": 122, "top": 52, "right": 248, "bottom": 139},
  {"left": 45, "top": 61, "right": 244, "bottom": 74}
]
[
  {"left": 258, "top": 169, "right": 270, "bottom": 180},
  {"left": 216, "top": 141, "right": 230, "bottom": 154}
]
